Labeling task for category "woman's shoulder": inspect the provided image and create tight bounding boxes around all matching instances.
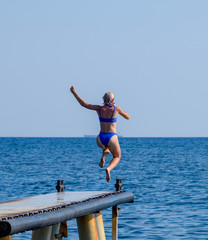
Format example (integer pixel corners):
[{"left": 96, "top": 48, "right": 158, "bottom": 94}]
[{"left": 115, "top": 105, "right": 121, "bottom": 111}]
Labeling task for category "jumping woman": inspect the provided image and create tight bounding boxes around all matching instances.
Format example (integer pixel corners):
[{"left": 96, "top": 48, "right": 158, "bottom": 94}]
[{"left": 70, "top": 86, "right": 130, "bottom": 182}]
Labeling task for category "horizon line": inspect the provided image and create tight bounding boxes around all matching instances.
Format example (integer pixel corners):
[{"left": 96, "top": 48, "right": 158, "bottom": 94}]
[{"left": 1, "top": 136, "right": 208, "bottom": 138}]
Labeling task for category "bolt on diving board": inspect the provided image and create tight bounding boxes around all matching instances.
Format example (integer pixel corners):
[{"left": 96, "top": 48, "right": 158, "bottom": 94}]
[{"left": 0, "top": 179, "right": 134, "bottom": 240}]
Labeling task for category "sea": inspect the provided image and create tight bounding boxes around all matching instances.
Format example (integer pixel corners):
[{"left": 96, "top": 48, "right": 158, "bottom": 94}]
[{"left": 1, "top": 137, "right": 208, "bottom": 240}]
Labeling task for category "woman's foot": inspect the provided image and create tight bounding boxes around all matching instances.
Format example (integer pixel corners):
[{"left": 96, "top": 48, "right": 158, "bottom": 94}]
[
  {"left": 99, "top": 159, "right": 105, "bottom": 168},
  {"left": 105, "top": 168, "right": 111, "bottom": 182},
  {"left": 99, "top": 149, "right": 110, "bottom": 168}
]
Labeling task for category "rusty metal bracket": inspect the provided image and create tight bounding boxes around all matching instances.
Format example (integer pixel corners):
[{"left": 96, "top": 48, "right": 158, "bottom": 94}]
[
  {"left": 55, "top": 221, "right": 68, "bottom": 240},
  {"left": 59, "top": 221, "right": 68, "bottom": 237}
]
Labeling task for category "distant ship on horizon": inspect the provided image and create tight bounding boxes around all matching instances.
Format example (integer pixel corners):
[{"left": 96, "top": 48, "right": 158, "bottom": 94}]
[{"left": 83, "top": 135, "right": 97, "bottom": 138}]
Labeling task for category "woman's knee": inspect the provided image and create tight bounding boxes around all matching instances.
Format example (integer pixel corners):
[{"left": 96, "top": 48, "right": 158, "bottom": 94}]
[
  {"left": 108, "top": 144, "right": 121, "bottom": 157},
  {"left": 111, "top": 147, "right": 121, "bottom": 159},
  {"left": 115, "top": 151, "right": 121, "bottom": 159}
]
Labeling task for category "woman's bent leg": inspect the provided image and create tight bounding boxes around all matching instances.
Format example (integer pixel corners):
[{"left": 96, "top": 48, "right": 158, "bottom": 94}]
[
  {"left": 96, "top": 136, "right": 110, "bottom": 168},
  {"left": 100, "top": 149, "right": 110, "bottom": 168},
  {"left": 105, "top": 135, "right": 121, "bottom": 182}
]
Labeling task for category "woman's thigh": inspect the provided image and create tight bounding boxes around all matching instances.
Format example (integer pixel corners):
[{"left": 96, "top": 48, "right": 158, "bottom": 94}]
[
  {"left": 108, "top": 135, "right": 121, "bottom": 157},
  {"left": 96, "top": 135, "right": 107, "bottom": 150}
]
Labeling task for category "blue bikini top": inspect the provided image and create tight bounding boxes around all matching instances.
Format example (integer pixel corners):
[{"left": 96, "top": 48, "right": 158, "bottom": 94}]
[{"left": 99, "top": 105, "right": 117, "bottom": 123}]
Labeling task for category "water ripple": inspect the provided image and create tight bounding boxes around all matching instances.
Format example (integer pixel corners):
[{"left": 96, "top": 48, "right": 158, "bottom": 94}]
[{"left": 1, "top": 137, "right": 208, "bottom": 239}]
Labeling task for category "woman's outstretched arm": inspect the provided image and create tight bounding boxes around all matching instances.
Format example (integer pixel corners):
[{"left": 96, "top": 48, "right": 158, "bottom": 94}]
[
  {"left": 117, "top": 106, "right": 130, "bottom": 120},
  {"left": 70, "top": 86, "right": 99, "bottom": 110}
]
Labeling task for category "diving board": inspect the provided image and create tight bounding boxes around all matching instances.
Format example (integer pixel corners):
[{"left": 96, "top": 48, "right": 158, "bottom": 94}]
[{"left": 0, "top": 180, "right": 134, "bottom": 240}]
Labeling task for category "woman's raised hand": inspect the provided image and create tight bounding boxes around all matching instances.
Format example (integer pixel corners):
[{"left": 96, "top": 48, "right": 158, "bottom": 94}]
[{"left": 70, "top": 86, "right": 76, "bottom": 93}]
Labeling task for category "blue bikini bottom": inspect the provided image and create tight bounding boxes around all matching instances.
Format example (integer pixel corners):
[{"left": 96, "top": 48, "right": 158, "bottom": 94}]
[{"left": 99, "top": 132, "right": 117, "bottom": 147}]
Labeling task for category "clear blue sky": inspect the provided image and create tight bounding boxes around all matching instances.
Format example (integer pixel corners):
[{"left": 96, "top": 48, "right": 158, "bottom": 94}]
[{"left": 1, "top": 1, "right": 208, "bottom": 137}]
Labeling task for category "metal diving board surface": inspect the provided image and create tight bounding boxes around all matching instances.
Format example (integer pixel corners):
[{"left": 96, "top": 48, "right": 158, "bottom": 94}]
[{"left": 0, "top": 190, "right": 134, "bottom": 237}]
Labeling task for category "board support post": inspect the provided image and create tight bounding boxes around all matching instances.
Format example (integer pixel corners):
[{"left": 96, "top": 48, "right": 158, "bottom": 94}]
[
  {"left": 50, "top": 224, "right": 59, "bottom": 240},
  {"left": 31, "top": 226, "right": 52, "bottom": 240},
  {"left": 112, "top": 205, "right": 119, "bottom": 240},
  {"left": 112, "top": 179, "right": 123, "bottom": 240},
  {"left": 77, "top": 213, "right": 98, "bottom": 240},
  {"left": 94, "top": 211, "right": 106, "bottom": 240},
  {"left": 0, "top": 236, "right": 13, "bottom": 240}
]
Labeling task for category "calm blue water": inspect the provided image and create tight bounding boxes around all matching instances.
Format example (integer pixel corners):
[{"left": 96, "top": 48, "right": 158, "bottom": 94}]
[{"left": 1, "top": 137, "right": 208, "bottom": 239}]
